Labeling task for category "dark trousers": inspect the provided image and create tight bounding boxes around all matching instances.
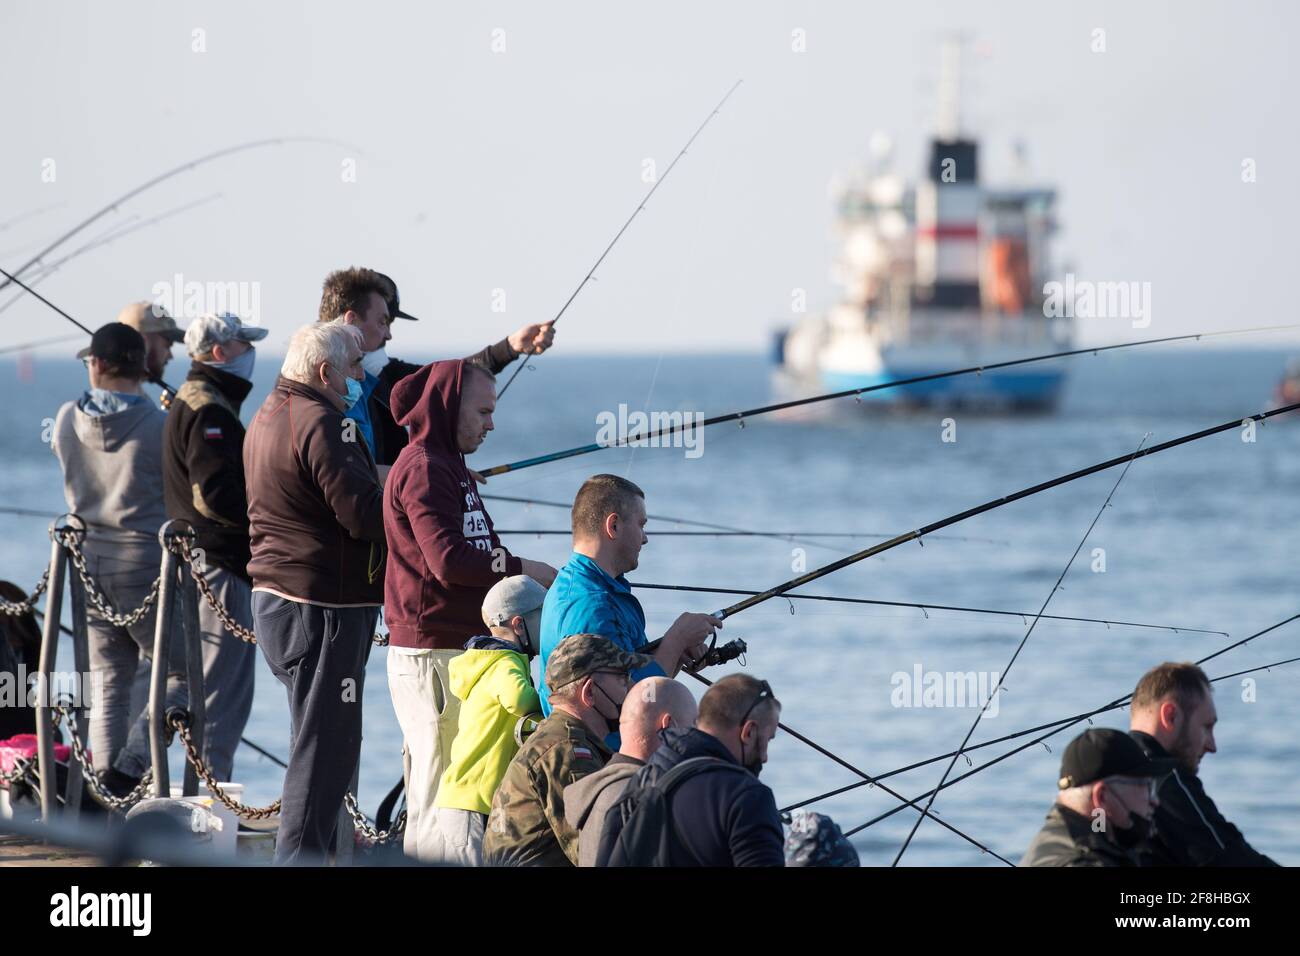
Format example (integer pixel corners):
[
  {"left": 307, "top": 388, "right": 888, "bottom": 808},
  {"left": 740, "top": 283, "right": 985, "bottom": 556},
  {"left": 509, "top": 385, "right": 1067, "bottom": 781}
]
[{"left": 253, "top": 592, "right": 377, "bottom": 866}]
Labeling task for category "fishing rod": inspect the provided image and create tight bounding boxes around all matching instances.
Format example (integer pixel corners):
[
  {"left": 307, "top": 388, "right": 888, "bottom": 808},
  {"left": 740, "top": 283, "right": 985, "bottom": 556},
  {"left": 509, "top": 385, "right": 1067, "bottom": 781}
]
[
  {"left": 0, "top": 194, "right": 225, "bottom": 319},
  {"left": 495, "top": 80, "right": 743, "bottom": 400},
  {"left": 480, "top": 323, "right": 1300, "bottom": 478},
  {"left": 844, "top": 651, "right": 1300, "bottom": 841},
  {"left": 0, "top": 335, "right": 85, "bottom": 357},
  {"left": 0, "top": 266, "right": 177, "bottom": 397},
  {"left": 0, "top": 137, "right": 358, "bottom": 296},
  {"left": 628, "top": 581, "right": 1226, "bottom": 636},
  {"left": 706, "top": 402, "right": 1300, "bottom": 622},
  {"left": 0, "top": 202, "right": 66, "bottom": 234},
  {"left": 25, "top": 607, "right": 287, "bottom": 769},
  {"left": 782, "top": 612, "right": 1300, "bottom": 816},
  {"left": 482, "top": 492, "right": 1004, "bottom": 550},
  {"left": 496, "top": 528, "right": 1005, "bottom": 544},
  {"left": 890, "top": 434, "right": 1147, "bottom": 865},
  {"left": 682, "top": 671, "right": 1016, "bottom": 865}
]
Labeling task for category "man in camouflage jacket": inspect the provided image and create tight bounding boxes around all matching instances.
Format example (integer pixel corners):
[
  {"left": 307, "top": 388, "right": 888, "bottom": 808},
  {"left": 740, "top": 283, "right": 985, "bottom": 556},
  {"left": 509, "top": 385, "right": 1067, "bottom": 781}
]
[{"left": 483, "top": 634, "right": 649, "bottom": 867}]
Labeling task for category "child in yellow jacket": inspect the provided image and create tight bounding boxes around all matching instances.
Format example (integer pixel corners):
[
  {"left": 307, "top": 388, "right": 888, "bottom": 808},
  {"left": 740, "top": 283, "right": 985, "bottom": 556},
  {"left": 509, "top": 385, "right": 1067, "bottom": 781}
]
[{"left": 428, "top": 575, "right": 545, "bottom": 865}]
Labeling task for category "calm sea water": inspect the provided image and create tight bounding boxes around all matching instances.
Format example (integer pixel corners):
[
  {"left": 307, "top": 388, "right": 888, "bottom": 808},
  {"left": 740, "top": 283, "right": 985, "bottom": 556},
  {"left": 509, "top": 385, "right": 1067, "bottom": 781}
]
[{"left": 2, "top": 346, "right": 1297, "bottom": 866}]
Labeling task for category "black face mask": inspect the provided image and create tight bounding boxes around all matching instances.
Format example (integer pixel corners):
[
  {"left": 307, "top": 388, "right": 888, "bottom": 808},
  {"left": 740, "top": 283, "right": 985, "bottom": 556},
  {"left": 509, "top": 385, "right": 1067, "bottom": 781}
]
[
  {"left": 1111, "top": 789, "right": 1156, "bottom": 849},
  {"left": 591, "top": 679, "right": 624, "bottom": 736},
  {"left": 517, "top": 618, "right": 536, "bottom": 659}
]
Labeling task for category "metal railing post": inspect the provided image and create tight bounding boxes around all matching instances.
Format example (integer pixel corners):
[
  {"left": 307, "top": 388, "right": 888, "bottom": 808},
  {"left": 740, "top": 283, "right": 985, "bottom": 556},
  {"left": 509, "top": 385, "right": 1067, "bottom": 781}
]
[
  {"left": 35, "top": 517, "right": 75, "bottom": 821},
  {"left": 64, "top": 516, "right": 91, "bottom": 818},
  {"left": 148, "top": 522, "right": 185, "bottom": 798},
  {"left": 179, "top": 561, "right": 205, "bottom": 796}
]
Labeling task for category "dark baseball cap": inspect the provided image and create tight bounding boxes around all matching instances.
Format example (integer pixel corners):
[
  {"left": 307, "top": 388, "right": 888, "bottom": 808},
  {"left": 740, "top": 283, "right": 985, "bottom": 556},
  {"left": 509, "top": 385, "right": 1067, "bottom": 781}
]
[
  {"left": 76, "top": 322, "right": 148, "bottom": 372},
  {"left": 1057, "top": 728, "right": 1179, "bottom": 789},
  {"left": 374, "top": 271, "right": 419, "bottom": 321}
]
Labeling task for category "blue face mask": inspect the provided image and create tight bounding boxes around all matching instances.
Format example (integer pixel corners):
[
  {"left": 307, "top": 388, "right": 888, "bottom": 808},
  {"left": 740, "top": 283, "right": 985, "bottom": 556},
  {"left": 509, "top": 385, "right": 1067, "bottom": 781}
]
[{"left": 339, "top": 373, "right": 363, "bottom": 411}]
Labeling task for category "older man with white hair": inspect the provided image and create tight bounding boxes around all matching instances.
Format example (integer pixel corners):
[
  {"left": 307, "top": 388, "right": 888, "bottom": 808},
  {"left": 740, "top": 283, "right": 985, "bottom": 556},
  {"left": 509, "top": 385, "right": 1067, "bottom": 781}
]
[
  {"left": 162, "top": 312, "right": 267, "bottom": 783},
  {"left": 244, "top": 321, "right": 385, "bottom": 864}
]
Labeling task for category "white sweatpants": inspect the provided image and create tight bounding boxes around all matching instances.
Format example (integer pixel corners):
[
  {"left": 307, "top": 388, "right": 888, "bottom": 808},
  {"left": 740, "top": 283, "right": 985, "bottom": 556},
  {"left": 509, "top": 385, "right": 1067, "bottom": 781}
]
[{"left": 386, "top": 646, "right": 463, "bottom": 862}]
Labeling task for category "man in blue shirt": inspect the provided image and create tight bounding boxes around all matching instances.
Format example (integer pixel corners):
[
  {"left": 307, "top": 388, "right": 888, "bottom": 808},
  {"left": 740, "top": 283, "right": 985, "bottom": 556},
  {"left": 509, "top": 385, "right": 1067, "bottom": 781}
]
[{"left": 539, "top": 474, "right": 721, "bottom": 715}]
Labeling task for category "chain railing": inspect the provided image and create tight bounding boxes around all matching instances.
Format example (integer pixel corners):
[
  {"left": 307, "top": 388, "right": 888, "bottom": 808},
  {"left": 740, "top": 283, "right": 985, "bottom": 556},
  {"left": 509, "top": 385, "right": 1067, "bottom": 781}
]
[
  {"left": 54, "top": 706, "right": 154, "bottom": 812},
  {"left": 0, "top": 567, "right": 50, "bottom": 616},
  {"left": 18, "top": 513, "right": 398, "bottom": 855},
  {"left": 166, "top": 712, "right": 282, "bottom": 821},
  {"left": 344, "top": 791, "right": 405, "bottom": 845},
  {"left": 58, "top": 529, "right": 161, "bottom": 627},
  {"left": 178, "top": 538, "right": 259, "bottom": 644}
]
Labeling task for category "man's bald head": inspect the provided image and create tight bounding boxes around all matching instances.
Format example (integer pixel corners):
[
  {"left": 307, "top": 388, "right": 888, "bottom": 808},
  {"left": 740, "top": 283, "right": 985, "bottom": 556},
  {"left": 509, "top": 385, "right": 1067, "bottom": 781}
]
[{"left": 619, "top": 677, "right": 697, "bottom": 762}]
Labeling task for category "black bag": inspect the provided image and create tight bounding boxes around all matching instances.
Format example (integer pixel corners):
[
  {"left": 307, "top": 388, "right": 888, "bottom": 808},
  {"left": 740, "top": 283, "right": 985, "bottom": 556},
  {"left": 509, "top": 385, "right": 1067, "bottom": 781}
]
[{"left": 595, "top": 756, "right": 745, "bottom": 867}]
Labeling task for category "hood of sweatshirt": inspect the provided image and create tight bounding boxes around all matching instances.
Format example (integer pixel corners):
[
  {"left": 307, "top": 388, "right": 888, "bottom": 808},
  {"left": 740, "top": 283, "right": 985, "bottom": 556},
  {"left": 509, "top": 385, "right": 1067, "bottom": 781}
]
[
  {"left": 389, "top": 359, "right": 464, "bottom": 454},
  {"left": 72, "top": 393, "right": 159, "bottom": 452},
  {"left": 563, "top": 753, "right": 645, "bottom": 830},
  {"left": 448, "top": 646, "right": 524, "bottom": 702}
]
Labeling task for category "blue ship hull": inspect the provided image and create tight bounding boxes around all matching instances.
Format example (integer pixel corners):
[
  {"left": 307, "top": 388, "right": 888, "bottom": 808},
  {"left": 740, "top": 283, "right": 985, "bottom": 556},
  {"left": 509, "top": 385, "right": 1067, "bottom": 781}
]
[{"left": 821, "top": 365, "right": 1067, "bottom": 410}]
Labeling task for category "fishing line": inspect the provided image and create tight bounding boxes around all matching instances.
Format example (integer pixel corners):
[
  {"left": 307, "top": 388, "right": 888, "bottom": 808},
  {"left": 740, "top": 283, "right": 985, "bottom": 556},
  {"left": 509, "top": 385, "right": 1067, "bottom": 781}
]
[
  {"left": 495, "top": 80, "right": 743, "bottom": 399},
  {"left": 707, "top": 402, "right": 1300, "bottom": 621},
  {"left": 682, "top": 671, "right": 1015, "bottom": 865},
  {"left": 0, "top": 267, "right": 177, "bottom": 397},
  {"left": 890, "top": 433, "right": 1148, "bottom": 865},
  {"left": 484, "top": 492, "right": 1003, "bottom": 553},
  {"left": 481, "top": 324, "right": 1300, "bottom": 477},
  {"left": 783, "top": 612, "right": 1300, "bottom": 815},
  {"left": 843, "top": 652, "right": 1300, "bottom": 839},
  {"left": 628, "top": 581, "right": 1225, "bottom": 636}
]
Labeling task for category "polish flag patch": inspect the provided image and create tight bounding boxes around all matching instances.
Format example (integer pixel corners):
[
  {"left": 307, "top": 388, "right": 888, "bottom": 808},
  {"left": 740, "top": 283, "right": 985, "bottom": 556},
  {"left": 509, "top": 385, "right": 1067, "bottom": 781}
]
[{"left": 203, "top": 426, "right": 223, "bottom": 440}]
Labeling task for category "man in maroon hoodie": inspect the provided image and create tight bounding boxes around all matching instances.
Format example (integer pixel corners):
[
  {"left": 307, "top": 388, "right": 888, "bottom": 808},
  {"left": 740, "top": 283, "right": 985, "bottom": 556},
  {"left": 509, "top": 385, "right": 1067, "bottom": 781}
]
[{"left": 383, "top": 358, "right": 557, "bottom": 861}]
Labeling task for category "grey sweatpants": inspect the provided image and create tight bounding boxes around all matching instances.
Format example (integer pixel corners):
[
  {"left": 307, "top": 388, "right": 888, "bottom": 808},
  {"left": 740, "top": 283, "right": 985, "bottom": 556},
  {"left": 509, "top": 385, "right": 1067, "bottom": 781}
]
[
  {"left": 253, "top": 591, "right": 377, "bottom": 866},
  {"left": 192, "top": 560, "right": 256, "bottom": 783},
  {"left": 82, "top": 547, "right": 188, "bottom": 779}
]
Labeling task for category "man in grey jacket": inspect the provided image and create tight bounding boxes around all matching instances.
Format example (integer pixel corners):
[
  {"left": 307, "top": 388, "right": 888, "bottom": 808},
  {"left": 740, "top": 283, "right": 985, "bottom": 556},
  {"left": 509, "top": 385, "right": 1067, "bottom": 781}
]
[
  {"left": 51, "top": 322, "right": 188, "bottom": 793},
  {"left": 564, "top": 675, "right": 697, "bottom": 866}
]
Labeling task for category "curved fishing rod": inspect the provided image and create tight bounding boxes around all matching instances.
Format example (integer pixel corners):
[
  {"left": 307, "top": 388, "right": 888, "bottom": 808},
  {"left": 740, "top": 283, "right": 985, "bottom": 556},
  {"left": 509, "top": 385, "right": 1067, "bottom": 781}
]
[
  {"left": 707, "top": 402, "right": 1300, "bottom": 622},
  {"left": 480, "top": 323, "right": 1300, "bottom": 478},
  {"left": 682, "top": 671, "right": 1015, "bottom": 865},
  {"left": 495, "top": 80, "right": 743, "bottom": 400},
  {"left": 891, "top": 434, "right": 1147, "bottom": 865},
  {"left": 483, "top": 492, "right": 1005, "bottom": 549},
  {"left": 0, "top": 136, "right": 358, "bottom": 296},
  {"left": 844, "top": 651, "right": 1300, "bottom": 841},
  {"left": 628, "top": 581, "right": 1226, "bottom": 637},
  {"left": 0, "top": 334, "right": 85, "bottom": 357},
  {"left": 0, "top": 194, "right": 225, "bottom": 319},
  {"left": 0, "top": 266, "right": 177, "bottom": 397},
  {"left": 782, "top": 612, "right": 1300, "bottom": 816}
]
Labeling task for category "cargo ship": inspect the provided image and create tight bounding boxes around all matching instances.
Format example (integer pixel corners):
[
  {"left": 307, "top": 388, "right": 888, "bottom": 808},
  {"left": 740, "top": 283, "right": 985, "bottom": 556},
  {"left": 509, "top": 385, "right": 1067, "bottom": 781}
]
[{"left": 774, "top": 40, "right": 1074, "bottom": 411}]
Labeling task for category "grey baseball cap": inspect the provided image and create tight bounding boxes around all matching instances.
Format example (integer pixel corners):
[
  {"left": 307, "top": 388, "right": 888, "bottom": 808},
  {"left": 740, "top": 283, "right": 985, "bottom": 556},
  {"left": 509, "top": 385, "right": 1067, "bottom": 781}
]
[
  {"left": 482, "top": 575, "right": 548, "bottom": 627},
  {"left": 184, "top": 312, "right": 268, "bottom": 357}
]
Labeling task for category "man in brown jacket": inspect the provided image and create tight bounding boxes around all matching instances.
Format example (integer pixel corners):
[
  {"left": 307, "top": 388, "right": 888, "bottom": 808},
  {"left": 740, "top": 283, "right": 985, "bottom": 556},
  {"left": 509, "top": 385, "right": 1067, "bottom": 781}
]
[{"left": 244, "top": 321, "right": 385, "bottom": 864}]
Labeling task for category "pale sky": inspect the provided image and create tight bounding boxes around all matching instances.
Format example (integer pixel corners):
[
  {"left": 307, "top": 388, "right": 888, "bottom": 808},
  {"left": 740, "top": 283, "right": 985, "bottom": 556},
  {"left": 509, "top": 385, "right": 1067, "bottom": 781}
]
[{"left": 2, "top": 0, "right": 1297, "bottom": 357}]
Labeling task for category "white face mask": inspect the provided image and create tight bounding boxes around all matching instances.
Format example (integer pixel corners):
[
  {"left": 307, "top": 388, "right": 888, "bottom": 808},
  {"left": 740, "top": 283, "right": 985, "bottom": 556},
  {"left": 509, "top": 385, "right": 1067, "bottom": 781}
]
[
  {"left": 206, "top": 345, "right": 256, "bottom": 382},
  {"left": 361, "top": 347, "right": 389, "bottom": 377}
]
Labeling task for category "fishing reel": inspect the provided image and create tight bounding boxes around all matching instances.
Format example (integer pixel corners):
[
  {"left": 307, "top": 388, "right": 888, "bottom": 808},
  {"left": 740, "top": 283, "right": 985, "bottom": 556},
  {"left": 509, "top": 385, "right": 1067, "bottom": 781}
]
[{"left": 683, "top": 635, "right": 748, "bottom": 673}]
